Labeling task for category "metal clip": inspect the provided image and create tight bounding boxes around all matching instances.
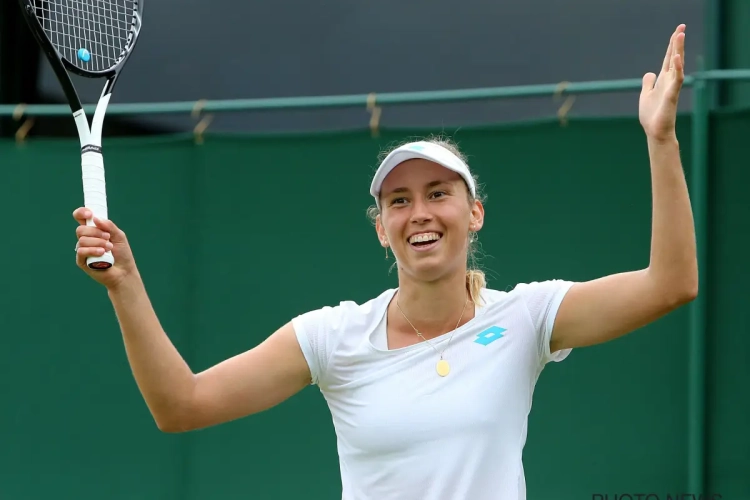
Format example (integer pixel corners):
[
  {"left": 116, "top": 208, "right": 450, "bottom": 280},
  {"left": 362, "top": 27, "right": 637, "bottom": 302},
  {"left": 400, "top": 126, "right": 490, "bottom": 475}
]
[
  {"left": 13, "top": 104, "right": 35, "bottom": 144},
  {"left": 554, "top": 81, "right": 576, "bottom": 127},
  {"left": 191, "top": 99, "right": 213, "bottom": 144},
  {"left": 367, "top": 93, "right": 381, "bottom": 138}
]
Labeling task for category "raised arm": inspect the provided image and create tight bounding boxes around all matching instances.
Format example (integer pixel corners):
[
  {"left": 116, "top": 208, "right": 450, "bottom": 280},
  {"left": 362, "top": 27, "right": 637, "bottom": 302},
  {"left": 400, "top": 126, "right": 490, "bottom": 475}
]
[
  {"left": 550, "top": 24, "right": 698, "bottom": 353},
  {"left": 74, "top": 209, "right": 311, "bottom": 433}
]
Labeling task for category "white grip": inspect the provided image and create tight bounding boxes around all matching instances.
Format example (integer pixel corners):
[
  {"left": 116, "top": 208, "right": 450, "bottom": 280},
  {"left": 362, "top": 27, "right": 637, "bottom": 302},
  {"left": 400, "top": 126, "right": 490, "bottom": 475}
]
[{"left": 82, "top": 150, "right": 115, "bottom": 269}]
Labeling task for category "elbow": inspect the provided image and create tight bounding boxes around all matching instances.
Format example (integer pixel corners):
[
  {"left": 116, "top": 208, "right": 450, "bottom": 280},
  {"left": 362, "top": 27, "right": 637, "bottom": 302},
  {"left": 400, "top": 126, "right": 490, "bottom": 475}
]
[
  {"left": 155, "top": 418, "right": 185, "bottom": 434},
  {"left": 649, "top": 265, "right": 698, "bottom": 308},
  {"left": 152, "top": 403, "right": 196, "bottom": 434},
  {"left": 155, "top": 414, "right": 194, "bottom": 434},
  {"left": 665, "top": 277, "right": 699, "bottom": 309},
  {"left": 683, "top": 280, "right": 699, "bottom": 303},
  {"left": 680, "top": 267, "right": 700, "bottom": 304},
  {"left": 152, "top": 378, "right": 200, "bottom": 433}
]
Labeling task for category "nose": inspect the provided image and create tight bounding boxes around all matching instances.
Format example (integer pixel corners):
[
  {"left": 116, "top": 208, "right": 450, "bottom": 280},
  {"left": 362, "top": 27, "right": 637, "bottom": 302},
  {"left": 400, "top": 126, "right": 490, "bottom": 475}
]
[{"left": 409, "top": 197, "right": 433, "bottom": 225}]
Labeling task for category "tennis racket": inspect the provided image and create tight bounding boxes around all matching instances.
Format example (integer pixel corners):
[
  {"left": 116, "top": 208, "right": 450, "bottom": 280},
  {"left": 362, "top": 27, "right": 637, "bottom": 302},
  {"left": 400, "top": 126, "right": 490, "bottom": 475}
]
[{"left": 18, "top": 0, "right": 143, "bottom": 270}]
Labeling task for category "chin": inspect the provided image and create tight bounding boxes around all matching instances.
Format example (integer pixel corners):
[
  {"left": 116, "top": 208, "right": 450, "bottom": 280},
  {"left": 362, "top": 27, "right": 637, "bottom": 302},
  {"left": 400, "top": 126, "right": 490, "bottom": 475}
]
[{"left": 400, "top": 256, "right": 463, "bottom": 284}]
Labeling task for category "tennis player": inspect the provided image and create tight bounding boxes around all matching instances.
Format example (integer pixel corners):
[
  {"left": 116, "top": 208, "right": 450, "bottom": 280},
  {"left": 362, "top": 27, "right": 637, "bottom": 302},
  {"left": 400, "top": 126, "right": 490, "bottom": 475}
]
[{"left": 72, "top": 25, "right": 695, "bottom": 500}]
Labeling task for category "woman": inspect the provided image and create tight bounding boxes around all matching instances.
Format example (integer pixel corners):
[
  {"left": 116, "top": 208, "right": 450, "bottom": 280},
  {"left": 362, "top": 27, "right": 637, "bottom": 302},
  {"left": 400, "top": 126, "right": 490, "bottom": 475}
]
[{"left": 73, "top": 25, "right": 696, "bottom": 500}]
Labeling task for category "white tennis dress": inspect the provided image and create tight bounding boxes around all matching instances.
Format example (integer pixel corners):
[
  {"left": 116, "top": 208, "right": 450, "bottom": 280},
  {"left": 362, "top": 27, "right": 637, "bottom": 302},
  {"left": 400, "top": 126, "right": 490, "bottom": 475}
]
[{"left": 292, "top": 279, "right": 575, "bottom": 500}]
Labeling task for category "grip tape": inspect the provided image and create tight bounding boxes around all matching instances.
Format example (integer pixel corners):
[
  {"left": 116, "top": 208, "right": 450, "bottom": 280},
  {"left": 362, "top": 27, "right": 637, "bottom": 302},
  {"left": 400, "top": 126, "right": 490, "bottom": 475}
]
[{"left": 82, "top": 150, "right": 114, "bottom": 269}]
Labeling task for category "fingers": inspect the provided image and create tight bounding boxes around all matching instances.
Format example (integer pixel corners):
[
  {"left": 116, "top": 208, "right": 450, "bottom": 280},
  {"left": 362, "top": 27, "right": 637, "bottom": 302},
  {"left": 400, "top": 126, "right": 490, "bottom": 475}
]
[
  {"left": 669, "top": 57, "right": 684, "bottom": 98},
  {"left": 75, "top": 220, "right": 120, "bottom": 245},
  {"left": 72, "top": 207, "right": 128, "bottom": 272},
  {"left": 668, "top": 30, "right": 686, "bottom": 94},
  {"left": 673, "top": 50, "right": 684, "bottom": 78},
  {"left": 91, "top": 216, "right": 119, "bottom": 235},
  {"left": 72, "top": 207, "right": 123, "bottom": 235},
  {"left": 641, "top": 72, "right": 657, "bottom": 94},
  {"left": 674, "top": 32, "right": 686, "bottom": 71},
  {"left": 76, "top": 242, "right": 111, "bottom": 257},
  {"left": 75, "top": 230, "right": 114, "bottom": 267},
  {"left": 76, "top": 224, "right": 110, "bottom": 240},
  {"left": 76, "top": 244, "right": 108, "bottom": 262},
  {"left": 77, "top": 235, "right": 114, "bottom": 250},
  {"left": 72, "top": 207, "right": 92, "bottom": 225},
  {"left": 661, "top": 28, "right": 678, "bottom": 74},
  {"left": 660, "top": 24, "right": 686, "bottom": 75},
  {"left": 75, "top": 223, "right": 113, "bottom": 264}
]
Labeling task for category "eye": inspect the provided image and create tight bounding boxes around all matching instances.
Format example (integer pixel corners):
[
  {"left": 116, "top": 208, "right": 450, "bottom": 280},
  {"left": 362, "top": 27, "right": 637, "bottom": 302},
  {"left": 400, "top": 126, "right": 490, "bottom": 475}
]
[
  {"left": 390, "top": 197, "right": 408, "bottom": 206},
  {"left": 430, "top": 190, "right": 447, "bottom": 199}
]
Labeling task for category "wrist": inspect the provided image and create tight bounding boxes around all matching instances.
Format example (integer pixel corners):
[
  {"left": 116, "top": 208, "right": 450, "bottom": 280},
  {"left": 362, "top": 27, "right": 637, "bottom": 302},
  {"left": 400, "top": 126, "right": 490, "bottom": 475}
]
[{"left": 107, "top": 269, "right": 143, "bottom": 296}]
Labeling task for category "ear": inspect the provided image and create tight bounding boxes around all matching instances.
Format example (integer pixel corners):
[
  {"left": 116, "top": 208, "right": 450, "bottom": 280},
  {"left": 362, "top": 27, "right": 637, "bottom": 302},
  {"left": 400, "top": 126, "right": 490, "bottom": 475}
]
[
  {"left": 469, "top": 199, "right": 485, "bottom": 233},
  {"left": 375, "top": 214, "right": 389, "bottom": 248}
]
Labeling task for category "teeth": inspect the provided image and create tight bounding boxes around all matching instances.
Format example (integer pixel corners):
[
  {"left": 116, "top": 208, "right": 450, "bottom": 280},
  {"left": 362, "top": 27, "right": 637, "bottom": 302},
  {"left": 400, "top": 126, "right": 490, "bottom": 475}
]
[{"left": 409, "top": 232, "right": 441, "bottom": 244}]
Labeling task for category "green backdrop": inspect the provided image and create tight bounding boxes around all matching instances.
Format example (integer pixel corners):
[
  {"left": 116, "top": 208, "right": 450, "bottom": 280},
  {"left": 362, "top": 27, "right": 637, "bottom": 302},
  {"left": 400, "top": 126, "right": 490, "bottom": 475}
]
[{"left": 0, "top": 110, "right": 747, "bottom": 500}]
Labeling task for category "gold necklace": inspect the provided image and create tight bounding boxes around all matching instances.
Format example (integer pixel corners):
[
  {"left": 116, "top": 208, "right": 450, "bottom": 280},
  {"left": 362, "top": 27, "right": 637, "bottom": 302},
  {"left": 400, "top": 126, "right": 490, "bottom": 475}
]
[{"left": 395, "top": 295, "right": 470, "bottom": 377}]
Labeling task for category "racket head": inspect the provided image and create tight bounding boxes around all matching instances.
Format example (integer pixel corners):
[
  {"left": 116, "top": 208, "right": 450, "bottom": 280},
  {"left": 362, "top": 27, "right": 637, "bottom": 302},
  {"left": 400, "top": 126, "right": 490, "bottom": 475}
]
[{"left": 19, "top": 0, "right": 144, "bottom": 80}]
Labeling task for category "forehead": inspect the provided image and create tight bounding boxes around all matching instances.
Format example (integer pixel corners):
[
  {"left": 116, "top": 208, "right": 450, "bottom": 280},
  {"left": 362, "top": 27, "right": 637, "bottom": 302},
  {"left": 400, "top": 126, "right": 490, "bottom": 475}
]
[{"left": 380, "top": 159, "right": 462, "bottom": 193}]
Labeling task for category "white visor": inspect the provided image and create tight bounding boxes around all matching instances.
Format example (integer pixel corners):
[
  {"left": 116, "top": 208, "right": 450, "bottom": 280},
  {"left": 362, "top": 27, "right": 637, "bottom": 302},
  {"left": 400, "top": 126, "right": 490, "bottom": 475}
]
[{"left": 369, "top": 141, "right": 476, "bottom": 208}]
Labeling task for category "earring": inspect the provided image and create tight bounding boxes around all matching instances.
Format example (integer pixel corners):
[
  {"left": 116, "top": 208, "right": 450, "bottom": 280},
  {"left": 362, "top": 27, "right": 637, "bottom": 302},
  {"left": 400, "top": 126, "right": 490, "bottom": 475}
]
[{"left": 385, "top": 246, "right": 389, "bottom": 259}]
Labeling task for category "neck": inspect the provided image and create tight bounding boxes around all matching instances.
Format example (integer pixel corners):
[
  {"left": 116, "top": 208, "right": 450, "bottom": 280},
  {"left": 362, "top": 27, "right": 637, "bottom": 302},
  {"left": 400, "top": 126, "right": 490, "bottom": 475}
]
[{"left": 392, "top": 267, "right": 475, "bottom": 339}]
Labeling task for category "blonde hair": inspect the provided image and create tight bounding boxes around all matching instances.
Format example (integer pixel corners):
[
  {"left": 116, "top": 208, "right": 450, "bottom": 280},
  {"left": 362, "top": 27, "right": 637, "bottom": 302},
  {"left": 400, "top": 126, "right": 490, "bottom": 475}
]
[{"left": 366, "top": 135, "right": 487, "bottom": 306}]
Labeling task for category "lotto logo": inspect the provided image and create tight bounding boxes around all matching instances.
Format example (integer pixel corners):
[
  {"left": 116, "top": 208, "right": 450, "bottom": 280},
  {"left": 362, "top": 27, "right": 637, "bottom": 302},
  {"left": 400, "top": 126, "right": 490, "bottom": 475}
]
[{"left": 474, "top": 326, "right": 507, "bottom": 346}]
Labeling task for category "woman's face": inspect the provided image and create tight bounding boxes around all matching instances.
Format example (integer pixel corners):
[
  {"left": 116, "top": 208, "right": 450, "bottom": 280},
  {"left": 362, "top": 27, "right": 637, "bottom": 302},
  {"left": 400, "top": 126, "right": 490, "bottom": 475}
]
[{"left": 376, "top": 159, "right": 484, "bottom": 283}]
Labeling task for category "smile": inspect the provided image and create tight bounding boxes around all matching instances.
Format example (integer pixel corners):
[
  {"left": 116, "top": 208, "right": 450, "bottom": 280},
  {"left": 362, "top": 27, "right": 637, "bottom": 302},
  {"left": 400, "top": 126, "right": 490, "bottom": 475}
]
[{"left": 407, "top": 231, "right": 443, "bottom": 251}]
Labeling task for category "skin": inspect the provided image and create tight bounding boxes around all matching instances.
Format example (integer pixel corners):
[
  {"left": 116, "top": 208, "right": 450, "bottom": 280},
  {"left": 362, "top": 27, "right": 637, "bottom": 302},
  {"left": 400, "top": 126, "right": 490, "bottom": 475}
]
[
  {"left": 374, "top": 160, "right": 484, "bottom": 348},
  {"left": 549, "top": 24, "right": 697, "bottom": 352},
  {"left": 71, "top": 25, "right": 696, "bottom": 434}
]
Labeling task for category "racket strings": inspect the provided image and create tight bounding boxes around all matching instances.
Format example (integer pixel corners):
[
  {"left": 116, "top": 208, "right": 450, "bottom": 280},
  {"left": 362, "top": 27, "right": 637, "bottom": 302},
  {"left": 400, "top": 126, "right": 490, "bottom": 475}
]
[{"left": 34, "top": 0, "right": 138, "bottom": 72}]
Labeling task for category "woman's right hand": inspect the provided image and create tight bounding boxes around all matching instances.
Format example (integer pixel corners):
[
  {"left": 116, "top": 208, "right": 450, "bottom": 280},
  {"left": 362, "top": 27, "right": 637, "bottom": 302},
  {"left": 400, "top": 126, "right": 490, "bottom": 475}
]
[{"left": 73, "top": 207, "right": 137, "bottom": 289}]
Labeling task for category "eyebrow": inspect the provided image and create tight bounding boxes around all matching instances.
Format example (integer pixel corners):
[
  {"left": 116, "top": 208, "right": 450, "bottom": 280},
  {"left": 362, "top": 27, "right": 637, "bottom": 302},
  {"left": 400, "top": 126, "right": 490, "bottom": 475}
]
[{"left": 385, "top": 180, "right": 450, "bottom": 196}]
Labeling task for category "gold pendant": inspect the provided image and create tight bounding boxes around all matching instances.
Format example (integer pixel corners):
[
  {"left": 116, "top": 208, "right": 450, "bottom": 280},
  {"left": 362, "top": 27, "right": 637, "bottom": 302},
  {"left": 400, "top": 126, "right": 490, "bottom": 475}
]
[{"left": 436, "top": 359, "right": 451, "bottom": 377}]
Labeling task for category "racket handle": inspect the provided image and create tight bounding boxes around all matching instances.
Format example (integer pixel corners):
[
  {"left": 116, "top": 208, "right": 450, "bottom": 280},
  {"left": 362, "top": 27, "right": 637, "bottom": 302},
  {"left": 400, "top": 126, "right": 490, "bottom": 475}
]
[{"left": 81, "top": 149, "right": 115, "bottom": 270}]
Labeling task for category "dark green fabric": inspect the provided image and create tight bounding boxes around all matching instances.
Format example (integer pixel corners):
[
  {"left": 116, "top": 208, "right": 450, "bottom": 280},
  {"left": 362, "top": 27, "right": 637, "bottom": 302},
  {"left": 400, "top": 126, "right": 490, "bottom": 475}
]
[{"left": 0, "top": 111, "right": 746, "bottom": 499}]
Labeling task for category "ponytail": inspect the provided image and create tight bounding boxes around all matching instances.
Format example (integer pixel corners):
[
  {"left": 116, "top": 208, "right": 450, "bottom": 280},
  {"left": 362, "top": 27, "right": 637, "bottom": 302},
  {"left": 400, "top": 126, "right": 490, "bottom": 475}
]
[{"left": 466, "top": 269, "right": 486, "bottom": 306}]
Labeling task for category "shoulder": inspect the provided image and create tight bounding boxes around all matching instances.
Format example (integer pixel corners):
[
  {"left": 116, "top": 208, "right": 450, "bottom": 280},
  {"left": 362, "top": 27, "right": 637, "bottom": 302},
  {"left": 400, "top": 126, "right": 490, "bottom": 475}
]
[
  {"left": 292, "top": 288, "right": 395, "bottom": 335},
  {"left": 290, "top": 289, "right": 394, "bottom": 387},
  {"left": 479, "top": 280, "right": 576, "bottom": 321},
  {"left": 480, "top": 280, "right": 576, "bottom": 363},
  {"left": 480, "top": 279, "right": 571, "bottom": 301}
]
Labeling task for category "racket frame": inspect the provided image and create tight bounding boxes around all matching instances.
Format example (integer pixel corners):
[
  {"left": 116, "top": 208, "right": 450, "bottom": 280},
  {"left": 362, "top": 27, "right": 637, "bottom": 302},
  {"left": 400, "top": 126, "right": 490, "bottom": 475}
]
[{"left": 17, "top": 0, "right": 143, "bottom": 270}]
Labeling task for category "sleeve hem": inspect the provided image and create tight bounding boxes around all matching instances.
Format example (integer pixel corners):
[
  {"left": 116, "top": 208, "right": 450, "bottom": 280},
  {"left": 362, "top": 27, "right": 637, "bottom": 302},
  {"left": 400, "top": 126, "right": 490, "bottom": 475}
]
[
  {"left": 291, "top": 316, "right": 319, "bottom": 386},
  {"left": 542, "top": 281, "right": 576, "bottom": 364}
]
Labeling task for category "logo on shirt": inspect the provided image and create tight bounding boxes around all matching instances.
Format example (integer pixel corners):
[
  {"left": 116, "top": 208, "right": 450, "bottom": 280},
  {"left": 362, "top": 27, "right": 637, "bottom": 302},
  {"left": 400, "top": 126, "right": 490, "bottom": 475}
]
[{"left": 474, "top": 326, "right": 507, "bottom": 346}]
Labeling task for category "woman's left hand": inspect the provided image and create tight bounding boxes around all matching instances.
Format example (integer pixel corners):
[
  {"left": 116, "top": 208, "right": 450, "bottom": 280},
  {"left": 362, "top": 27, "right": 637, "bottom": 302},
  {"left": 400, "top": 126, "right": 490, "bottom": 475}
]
[{"left": 639, "top": 24, "right": 686, "bottom": 143}]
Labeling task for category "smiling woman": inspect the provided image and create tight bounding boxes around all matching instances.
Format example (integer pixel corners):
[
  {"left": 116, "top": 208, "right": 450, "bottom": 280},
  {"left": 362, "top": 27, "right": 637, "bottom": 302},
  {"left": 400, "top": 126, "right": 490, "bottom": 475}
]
[
  {"left": 366, "top": 136, "right": 488, "bottom": 306},
  {"left": 71, "top": 24, "right": 697, "bottom": 500}
]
